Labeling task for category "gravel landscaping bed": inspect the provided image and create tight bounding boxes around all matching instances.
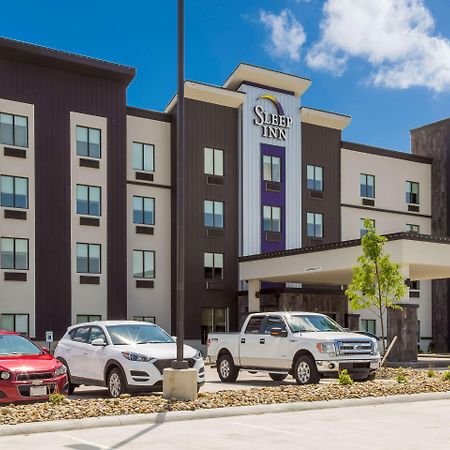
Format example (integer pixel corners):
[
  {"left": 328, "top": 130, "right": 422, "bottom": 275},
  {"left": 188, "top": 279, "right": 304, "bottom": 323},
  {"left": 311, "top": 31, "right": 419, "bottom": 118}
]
[{"left": 1, "top": 368, "right": 449, "bottom": 426}]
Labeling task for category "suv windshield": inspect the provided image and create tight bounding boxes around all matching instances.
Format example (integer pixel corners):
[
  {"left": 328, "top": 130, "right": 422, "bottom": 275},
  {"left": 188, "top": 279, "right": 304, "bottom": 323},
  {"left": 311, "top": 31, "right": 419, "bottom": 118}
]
[
  {"left": 0, "top": 334, "right": 43, "bottom": 356},
  {"left": 286, "top": 315, "right": 344, "bottom": 333},
  {"left": 106, "top": 324, "right": 174, "bottom": 345}
]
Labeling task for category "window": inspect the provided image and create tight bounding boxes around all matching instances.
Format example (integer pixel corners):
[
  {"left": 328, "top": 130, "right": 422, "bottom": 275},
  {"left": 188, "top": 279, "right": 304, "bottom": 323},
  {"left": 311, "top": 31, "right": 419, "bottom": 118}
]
[
  {"left": 1, "top": 176, "right": 28, "bottom": 209},
  {"left": 360, "top": 218, "right": 375, "bottom": 237},
  {"left": 245, "top": 316, "right": 265, "bottom": 334},
  {"left": 263, "top": 155, "right": 281, "bottom": 182},
  {"left": 204, "top": 148, "right": 224, "bottom": 176},
  {"left": 307, "top": 165, "right": 323, "bottom": 191},
  {"left": 410, "top": 280, "right": 420, "bottom": 291},
  {"left": 264, "top": 316, "right": 287, "bottom": 335},
  {"left": 307, "top": 212, "right": 323, "bottom": 238},
  {"left": 204, "top": 200, "right": 224, "bottom": 228},
  {"left": 76, "top": 315, "right": 102, "bottom": 324},
  {"left": 76, "top": 243, "right": 101, "bottom": 274},
  {"left": 204, "top": 253, "right": 223, "bottom": 279},
  {"left": 406, "top": 224, "right": 420, "bottom": 233},
  {"left": 1, "top": 238, "right": 28, "bottom": 270},
  {"left": 133, "top": 142, "right": 154, "bottom": 172},
  {"left": 361, "top": 319, "right": 376, "bottom": 334},
  {"left": 133, "top": 250, "right": 155, "bottom": 279},
  {"left": 71, "top": 326, "right": 91, "bottom": 343},
  {"left": 133, "top": 316, "right": 155, "bottom": 324},
  {"left": 360, "top": 174, "right": 375, "bottom": 198},
  {"left": 89, "top": 326, "right": 107, "bottom": 343},
  {"left": 76, "top": 185, "right": 101, "bottom": 216},
  {"left": 406, "top": 181, "right": 419, "bottom": 204},
  {"left": 201, "top": 307, "right": 228, "bottom": 344},
  {"left": 1, "top": 314, "right": 29, "bottom": 336},
  {"left": 263, "top": 205, "right": 281, "bottom": 232},
  {"left": 133, "top": 196, "right": 155, "bottom": 225},
  {"left": 0, "top": 113, "right": 28, "bottom": 147},
  {"left": 76, "top": 126, "right": 101, "bottom": 158}
]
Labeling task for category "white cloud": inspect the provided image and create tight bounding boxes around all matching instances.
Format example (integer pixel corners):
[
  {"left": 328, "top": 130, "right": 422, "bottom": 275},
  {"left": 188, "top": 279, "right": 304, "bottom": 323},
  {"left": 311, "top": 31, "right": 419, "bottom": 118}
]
[
  {"left": 259, "top": 9, "right": 306, "bottom": 62},
  {"left": 305, "top": 0, "right": 450, "bottom": 92}
]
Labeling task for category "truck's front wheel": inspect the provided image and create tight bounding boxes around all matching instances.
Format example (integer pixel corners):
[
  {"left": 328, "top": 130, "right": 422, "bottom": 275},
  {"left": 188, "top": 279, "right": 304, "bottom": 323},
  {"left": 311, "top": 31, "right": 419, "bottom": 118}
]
[
  {"left": 217, "top": 354, "right": 239, "bottom": 383},
  {"left": 294, "top": 355, "right": 320, "bottom": 385}
]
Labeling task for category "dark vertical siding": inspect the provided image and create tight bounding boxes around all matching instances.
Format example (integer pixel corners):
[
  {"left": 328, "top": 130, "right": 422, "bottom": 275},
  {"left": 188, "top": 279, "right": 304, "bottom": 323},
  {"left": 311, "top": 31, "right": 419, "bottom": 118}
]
[
  {"left": 411, "top": 121, "right": 450, "bottom": 352},
  {"left": 172, "top": 99, "right": 239, "bottom": 339},
  {"left": 301, "top": 122, "right": 342, "bottom": 245},
  {"left": 0, "top": 57, "right": 128, "bottom": 339}
]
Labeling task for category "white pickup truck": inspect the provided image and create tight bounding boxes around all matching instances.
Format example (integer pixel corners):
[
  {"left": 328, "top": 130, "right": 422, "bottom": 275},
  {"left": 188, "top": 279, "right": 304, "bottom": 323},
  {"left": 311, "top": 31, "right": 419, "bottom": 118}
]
[{"left": 207, "top": 312, "right": 380, "bottom": 384}]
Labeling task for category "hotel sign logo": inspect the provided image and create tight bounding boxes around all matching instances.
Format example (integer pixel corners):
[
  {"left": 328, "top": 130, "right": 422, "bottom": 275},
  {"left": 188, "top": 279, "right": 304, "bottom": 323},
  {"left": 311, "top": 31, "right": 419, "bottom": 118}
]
[{"left": 253, "top": 95, "right": 293, "bottom": 141}]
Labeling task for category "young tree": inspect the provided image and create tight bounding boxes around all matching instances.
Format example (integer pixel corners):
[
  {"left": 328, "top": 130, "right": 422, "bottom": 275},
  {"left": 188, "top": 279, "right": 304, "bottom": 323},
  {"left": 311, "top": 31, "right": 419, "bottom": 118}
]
[{"left": 345, "top": 219, "right": 407, "bottom": 353}]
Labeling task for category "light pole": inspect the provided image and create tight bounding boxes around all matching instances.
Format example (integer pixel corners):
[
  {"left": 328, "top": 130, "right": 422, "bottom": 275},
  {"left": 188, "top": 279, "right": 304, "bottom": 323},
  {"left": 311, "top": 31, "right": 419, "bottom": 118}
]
[{"left": 172, "top": 0, "right": 188, "bottom": 370}]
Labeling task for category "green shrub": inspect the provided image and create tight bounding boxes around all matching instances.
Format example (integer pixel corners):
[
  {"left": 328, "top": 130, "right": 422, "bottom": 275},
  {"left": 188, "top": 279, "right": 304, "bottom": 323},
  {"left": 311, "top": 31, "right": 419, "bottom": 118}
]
[
  {"left": 338, "top": 369, "right": 353, "bottom": 385},
  {"left": 48, "top": 393, "right": 66, "bottom": 405},
  {"left": 396, "top": 369, "right": 407, "bottom": 384},
  {"left": 427, "top": 370, "right": 436, "bottom": 378},
  {"left": 443, "top": 371, "right": 450, "bottom": 381}
]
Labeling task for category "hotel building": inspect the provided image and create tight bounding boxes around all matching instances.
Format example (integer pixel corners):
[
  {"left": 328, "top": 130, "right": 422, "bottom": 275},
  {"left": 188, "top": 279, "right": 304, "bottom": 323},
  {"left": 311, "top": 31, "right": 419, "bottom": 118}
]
[{"left": 1, "top": 37, "right": 449, "bottom": 352}]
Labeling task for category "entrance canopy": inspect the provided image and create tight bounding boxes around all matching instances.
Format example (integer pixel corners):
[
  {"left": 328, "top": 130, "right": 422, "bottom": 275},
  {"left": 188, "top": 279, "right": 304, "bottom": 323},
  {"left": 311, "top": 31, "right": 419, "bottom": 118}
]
[{"left": 239, "top": 233, "right": 450, "bottom": 285}]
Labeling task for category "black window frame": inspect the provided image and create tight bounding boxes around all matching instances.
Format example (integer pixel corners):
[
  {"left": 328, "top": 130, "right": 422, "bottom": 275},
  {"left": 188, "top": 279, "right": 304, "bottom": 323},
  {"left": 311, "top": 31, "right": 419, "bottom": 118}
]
[
  {"left": 406, "top": 181, "right": 420, "bottom": 205},
  {"left": 0, "top": 313, "right": 29, "bottom": 337},
  {"left": 262, "top": 155, "right": 281, "bottom": 183},
  {"left": 0, "top": 112, "right": 28, "bottom": 148},
  {"left": 360, "top": 173, "right": 375, "bottom": 199},
  {"left": 76, "top": 243, "right": 101, "bottom": 274},
  {"left": 204, "top": 147, "right": 224, "bottom": 176},
  {"left": 76, "top": 184, "right": 102, "bottom": 217},
  {"left": 306, "top": 164, "right": 323, "bottom": 191},
  {"left": 361, "top": 319, "right": 376, "bottom": 334},
  {"left": 204, "top": 252, "right": 224, "bottom": 280},
  {"left": 406, "top": 224, "right": 420, "bottom": 233},
  {"left": 133, "top": 249, "right": 155, "bottom": 279},
  {"left": 76, "top": 125, "right": 102, "bottom": 159},
  {"left": 263, "top": 205, "right": 281, "bottom": 232},
  {"left": 0, "top": 174, "right": 29, "bottom": 209},
  {"left": 133, "top": 141, "right": 155, "bottom": 173},
  {"left": 0, "top": 237, "right": 29, "bottom": 270},
  {"left": 133, "top": 195, "right": 155, "bottom": 225},
  {"left": 306, "top": 212, "right": 324, "bottom": 238},
  {"left": 204, "top": 200, "right": 224, "bottom": 228},
  {"left": 133, "top": 316, "right": 156, "bottom": 324}
]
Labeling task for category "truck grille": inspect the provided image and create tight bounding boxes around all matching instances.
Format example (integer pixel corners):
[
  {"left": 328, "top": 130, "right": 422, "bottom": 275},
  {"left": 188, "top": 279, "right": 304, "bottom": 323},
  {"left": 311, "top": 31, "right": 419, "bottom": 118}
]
[
  {"left": 336, "top": 340, "right": 373, "bottom": 356},
  {"left": 16, "top": 372, "right": 54, "bottom": 381}
]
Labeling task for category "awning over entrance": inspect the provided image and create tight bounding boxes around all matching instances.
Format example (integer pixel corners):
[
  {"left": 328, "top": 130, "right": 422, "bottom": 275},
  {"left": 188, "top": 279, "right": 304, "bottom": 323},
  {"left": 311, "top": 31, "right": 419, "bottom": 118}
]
[{"left": 239, "top": 233, "right": 450, "bottom": 285}]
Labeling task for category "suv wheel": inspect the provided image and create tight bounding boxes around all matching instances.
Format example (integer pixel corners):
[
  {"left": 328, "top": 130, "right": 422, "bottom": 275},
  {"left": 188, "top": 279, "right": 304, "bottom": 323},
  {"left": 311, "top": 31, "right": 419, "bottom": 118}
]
[
  {"left": 294, "top": 355, "right": 320, "bottom": 385},
  {"left": 107, "top": 367, "right": 126, "bottom": 398},
  {"left": 217, "top": 354, "right": 239, "bottom": 383},
  {"left": 269, "top": 373, "right": 288, "bottom": 382}
]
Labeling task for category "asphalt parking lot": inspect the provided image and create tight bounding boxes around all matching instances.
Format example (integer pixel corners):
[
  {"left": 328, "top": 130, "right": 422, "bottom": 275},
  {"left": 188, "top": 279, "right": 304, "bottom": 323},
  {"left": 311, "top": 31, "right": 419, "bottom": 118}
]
[{"left": 70, "top": 365, "right": 324, "bottom": 399}]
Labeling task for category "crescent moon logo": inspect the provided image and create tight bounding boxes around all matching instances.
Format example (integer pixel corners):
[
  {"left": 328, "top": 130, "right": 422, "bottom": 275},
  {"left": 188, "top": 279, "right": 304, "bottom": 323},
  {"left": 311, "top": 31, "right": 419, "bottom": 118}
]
[{"left": 258, "top": 95, "right": 285, "bottom": 116}]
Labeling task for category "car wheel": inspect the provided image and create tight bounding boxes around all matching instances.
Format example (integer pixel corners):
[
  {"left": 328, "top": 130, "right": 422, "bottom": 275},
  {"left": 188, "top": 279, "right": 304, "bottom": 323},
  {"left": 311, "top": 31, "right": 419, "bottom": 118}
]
[
  {"left": 294, "top": 355, "right": 320, "bottom": 385},
  {"left": 269, "top": 373, "right": 288, "bottom": 382},
  {"left": 217, "top": 354, "right": 239, "bottom": 383},
  {"left": 107, "top": 367, "right": 126, "bottom": 398}
]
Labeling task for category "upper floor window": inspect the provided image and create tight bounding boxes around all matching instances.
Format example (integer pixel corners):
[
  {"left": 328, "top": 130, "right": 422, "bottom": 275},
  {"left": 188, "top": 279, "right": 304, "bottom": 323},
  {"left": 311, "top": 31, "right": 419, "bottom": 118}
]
[
  {"left": 406, "top": 181, "right": 419, "bottom": 204},
  {"left": 1, "top": 314, "right": 29, "bottom": 336},
  {"left": 204, "top": 252, "right": 223, "bottom": 279},
  {"left": 1, "top": 238, "right": 28, "bottom": 270},
  {"left": 361, "top": 319, "right": 376, "bottom": 334},
  {"left": 204, "top": 200, "right": 224, "bottom": 228},
  {"left": 410, "top": 280, "right": 420, "bottom": 291},
  {"left": 307, "top": 212, "right": 323, "bottom": 238},
  {"left": 263, "top": 155, "right": 281, "bottom": 182},
  {"left": 360, "top": 218, "right": 375, "bottom": 237},
  {"left": 76, "top": 243, "right": 101, "bottom": 274},
  {"left": 76, "top": 185, "right": 101, "bottom": 216},
  {"left": 204, "top": 148, "right": 223, "bottom": 176},
  {"left": 406, "top": 224, "right": 420, "bottom": 233},
  {"left": 133, "top": 250, "right": 155, "bottom": 279},
  {"left": 360, "top": 174, "right": 375, "bottom": 198},
  {"left": 307, "top": 165, "right": 323, "bottom": 191},
  {"left": 1, "top": 175, "right": 28, "bottom": 209},
  {"left": 133, "top": 142, "right": 154, "bottom": 173},
  {"left": 0, "top": 113, "right": 28, "bottom": 147},
  {"left": 76, "top": 126, "right": 101, "bottom": 158},
  {"left": 76, "top": 315, "right": 102, "bottom": 324},
  {"left": 263, "top": 205, "right": 281, "bottom": 232},
  {"left": 133, "top": 196, "right": 155, "bottom": 225}
]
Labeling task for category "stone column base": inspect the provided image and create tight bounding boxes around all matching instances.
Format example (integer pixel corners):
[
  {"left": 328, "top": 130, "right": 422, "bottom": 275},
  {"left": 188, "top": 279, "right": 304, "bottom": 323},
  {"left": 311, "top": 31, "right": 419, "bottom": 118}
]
[{"left": 163, "top": 368, "right": 198, "bottom": 401}]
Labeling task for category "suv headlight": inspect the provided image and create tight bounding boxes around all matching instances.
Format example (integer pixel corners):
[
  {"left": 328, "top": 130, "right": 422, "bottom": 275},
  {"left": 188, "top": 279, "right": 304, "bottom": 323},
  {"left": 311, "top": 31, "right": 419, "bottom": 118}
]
[
  {"left": 316, "top": 342, "right": 337, "bottom": 357},
  {"left": 54, "top": 365, "right": 67, "bottom": 377},
  {"left": 0, "top": 371, "right": 11, "bottom": 380},
  {"left": 122, "top": 352, "right": 153, "bottom": 362},
  {"left": 193, "top": 350, "right": 203, "bottom": 360}
]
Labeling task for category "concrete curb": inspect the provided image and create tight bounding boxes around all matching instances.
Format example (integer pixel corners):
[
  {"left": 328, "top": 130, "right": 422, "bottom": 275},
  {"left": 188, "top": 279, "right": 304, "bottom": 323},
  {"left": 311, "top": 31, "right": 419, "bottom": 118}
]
[{"left": 1, "top": 391, "right": 450, "bottom": 437}]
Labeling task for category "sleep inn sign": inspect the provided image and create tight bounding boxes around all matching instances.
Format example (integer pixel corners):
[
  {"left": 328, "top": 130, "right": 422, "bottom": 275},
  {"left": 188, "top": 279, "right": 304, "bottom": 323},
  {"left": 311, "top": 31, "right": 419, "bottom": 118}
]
[{"left": 253, "top": 95, "right": 293, "bottom": 141}]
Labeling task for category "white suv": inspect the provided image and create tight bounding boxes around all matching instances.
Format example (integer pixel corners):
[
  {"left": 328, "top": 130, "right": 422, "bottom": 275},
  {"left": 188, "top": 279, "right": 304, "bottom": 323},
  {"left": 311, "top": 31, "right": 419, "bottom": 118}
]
[{"left": 55, "top": 321, "right": 205, "bottom": 397}]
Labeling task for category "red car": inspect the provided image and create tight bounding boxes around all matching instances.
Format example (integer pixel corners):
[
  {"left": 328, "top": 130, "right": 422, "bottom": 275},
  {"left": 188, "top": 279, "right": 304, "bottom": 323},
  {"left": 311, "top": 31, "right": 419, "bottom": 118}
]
[{"left": 0, "top": 330, "right": 68, "bottom": 403}]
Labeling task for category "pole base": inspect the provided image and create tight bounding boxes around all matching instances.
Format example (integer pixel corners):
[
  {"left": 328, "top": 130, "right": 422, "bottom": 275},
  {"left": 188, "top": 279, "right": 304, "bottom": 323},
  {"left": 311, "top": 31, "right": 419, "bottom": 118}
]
[
  {"left": 171, "top": 360, "right": 189, "bottom": 369},
  {"left": 163, "top": 367, "right": 198, "bottom": 401}
]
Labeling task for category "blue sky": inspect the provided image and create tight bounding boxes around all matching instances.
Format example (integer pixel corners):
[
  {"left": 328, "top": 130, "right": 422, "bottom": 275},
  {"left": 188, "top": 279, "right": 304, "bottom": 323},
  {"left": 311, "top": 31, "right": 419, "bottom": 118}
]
[{"left": 1, "top": 0, "right": 450, "bottom": 152}]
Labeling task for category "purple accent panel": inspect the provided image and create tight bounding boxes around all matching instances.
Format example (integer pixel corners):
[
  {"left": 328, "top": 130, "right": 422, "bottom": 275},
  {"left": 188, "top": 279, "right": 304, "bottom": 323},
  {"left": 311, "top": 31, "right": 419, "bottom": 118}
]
[{"left": 261, "top": 143, "right": 285, "bottom": 253}]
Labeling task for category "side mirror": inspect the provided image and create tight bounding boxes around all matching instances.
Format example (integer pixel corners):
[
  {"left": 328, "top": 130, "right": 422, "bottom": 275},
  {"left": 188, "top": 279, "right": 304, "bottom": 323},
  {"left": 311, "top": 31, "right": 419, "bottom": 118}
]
[
  {"left": 91, "top": 338, "right": 107, "bottom": 346},
  {"left": 270, "top": 327, "right": 288, "bottom": 337}
]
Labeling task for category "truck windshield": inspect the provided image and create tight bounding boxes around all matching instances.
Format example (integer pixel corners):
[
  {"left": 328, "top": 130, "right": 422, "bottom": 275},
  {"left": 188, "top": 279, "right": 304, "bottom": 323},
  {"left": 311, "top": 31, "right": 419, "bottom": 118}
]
[{"left": 286, "top": 315, "right": 344, "bottom": 333}]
